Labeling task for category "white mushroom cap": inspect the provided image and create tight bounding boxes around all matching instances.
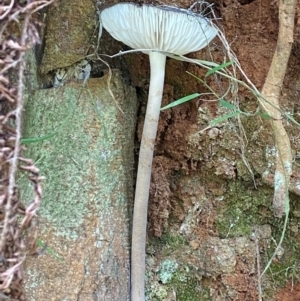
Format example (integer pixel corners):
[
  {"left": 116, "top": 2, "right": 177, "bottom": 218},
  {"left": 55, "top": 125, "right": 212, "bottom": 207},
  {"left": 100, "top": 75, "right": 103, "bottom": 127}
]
[{"left": 101, "top": 3, "right": 217, "bottom": 55}]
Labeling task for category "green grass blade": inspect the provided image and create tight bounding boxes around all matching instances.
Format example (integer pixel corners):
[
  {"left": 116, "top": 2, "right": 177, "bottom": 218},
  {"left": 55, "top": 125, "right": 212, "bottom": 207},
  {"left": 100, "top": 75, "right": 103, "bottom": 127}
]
[
  {"left": 205, "top": 61, "right": 234, "bottom": 77},
  {"left": 256, "top": 112, "right": 272, "bottom": 119},
  {"left": 21, "top": 132, "right": 58, "bottom": 144},
  {"left": 36, "top": 238, "right": 63, "bottom": 261},
  {"left": 219, "top": 99, "right": 237, "bottom": 110},
  {"left": 160, "top": 93, "right": 200, "bottom": 111},
  {"left": 284, "top": 112, "right": 300, "bottom": 127}
]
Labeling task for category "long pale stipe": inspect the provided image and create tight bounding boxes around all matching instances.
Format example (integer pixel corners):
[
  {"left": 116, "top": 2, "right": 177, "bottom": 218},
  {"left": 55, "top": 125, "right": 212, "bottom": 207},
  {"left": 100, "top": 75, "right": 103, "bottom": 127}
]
[{"left": 131, "top": 52, "right": 166, "bottom": 301}]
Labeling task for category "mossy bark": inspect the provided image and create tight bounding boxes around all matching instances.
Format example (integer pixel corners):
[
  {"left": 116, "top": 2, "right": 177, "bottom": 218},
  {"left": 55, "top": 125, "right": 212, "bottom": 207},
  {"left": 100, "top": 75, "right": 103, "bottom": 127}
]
[
  {"left": 40, "top": 0, "right": 96, "bottom": 73},
  {"left": 22, "top": 74, "right": 137, "bottom": 301}
]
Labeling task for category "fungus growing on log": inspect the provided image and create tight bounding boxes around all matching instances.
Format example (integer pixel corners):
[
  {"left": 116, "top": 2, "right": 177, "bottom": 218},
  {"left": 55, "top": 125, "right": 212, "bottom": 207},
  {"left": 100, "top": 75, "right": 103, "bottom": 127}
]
[{"left": 101, "top": 3, "right": 217, "bottom": 300}]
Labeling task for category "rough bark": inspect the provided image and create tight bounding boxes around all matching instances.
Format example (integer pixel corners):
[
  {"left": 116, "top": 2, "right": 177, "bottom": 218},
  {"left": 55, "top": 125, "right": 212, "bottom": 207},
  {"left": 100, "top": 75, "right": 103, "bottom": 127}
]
[
  {"left": 22, "top": 74, "right": 137, "bottom": 301},
  {"left": 39, "top": 0, "right": 96, "bottom": 73}
]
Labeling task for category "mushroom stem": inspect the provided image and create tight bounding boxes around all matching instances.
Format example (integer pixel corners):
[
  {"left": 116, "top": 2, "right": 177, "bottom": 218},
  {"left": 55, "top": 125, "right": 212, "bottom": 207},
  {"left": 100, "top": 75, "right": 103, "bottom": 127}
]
[{"left": 131, "top": 51, "right": 166, "bottom": 301}]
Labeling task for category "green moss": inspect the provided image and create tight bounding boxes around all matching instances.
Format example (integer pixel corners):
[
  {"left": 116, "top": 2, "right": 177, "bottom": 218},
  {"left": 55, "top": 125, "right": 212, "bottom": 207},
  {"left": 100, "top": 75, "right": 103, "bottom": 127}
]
[
  {"left": 161, "top": 233, "right": 186, "bottom": 248},
  {"left": 214, "top": 180, "right": 300, "bottom": 298},
  {"left": 147, "top": 234, "right": 212, "bottom": 300},
  {"left": 146, "top": 263, "right": 211, "bottom": 301},
  {"left": 149, "top": 234, "right": 186, "bottom": 256},
  {"left": 216, "top": 181, "right": 273, "bottom": 238},
  {"left": 170, "top": 267, "right": 211, "bottom": 301}
]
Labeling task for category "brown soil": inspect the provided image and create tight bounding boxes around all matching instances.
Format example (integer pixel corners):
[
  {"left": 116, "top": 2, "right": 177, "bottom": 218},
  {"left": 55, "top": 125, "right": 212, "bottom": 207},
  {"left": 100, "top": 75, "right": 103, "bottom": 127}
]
[{"left": 275, "top": 282, "right": 300, "bottom": 301}]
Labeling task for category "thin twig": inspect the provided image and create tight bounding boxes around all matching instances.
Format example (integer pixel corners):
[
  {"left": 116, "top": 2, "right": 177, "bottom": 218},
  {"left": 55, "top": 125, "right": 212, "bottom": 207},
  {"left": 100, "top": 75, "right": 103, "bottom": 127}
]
[{"left": 0, "top": 0, "right": 14, "bottom": 20}]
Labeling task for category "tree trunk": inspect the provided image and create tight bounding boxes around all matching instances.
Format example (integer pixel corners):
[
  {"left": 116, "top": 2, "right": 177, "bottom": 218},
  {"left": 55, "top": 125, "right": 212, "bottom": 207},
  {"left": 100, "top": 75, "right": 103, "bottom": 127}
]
[{"left": 22, "top": 74, "right": 137, "bottom": 301}]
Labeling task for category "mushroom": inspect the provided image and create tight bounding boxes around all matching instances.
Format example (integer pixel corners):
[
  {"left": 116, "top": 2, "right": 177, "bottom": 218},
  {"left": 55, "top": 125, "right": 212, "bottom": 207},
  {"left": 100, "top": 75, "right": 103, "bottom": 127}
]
[{"left": 101, "top": 3, "right": 217, "bottom": 300}]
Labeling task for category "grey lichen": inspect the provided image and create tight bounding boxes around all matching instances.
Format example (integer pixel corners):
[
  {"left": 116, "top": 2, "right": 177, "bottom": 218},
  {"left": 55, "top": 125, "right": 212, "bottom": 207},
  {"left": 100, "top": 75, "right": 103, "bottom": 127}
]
[
  {"left": 147, "top": 283, "right": 168, "bottom": 301},
  {"left": 159, "top": 259, "right": 179, "bottom": 284}
]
